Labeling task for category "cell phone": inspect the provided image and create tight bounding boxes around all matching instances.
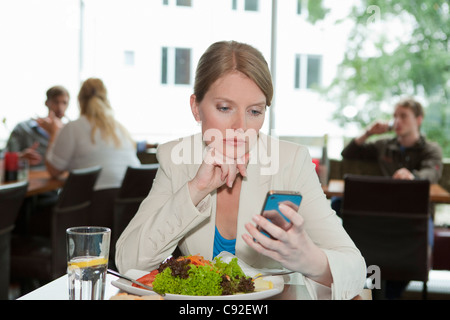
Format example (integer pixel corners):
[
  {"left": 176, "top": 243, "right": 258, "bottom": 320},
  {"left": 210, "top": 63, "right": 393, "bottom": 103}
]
[{"left": 257, "top": 190, "right": 303, "bottom": 239}]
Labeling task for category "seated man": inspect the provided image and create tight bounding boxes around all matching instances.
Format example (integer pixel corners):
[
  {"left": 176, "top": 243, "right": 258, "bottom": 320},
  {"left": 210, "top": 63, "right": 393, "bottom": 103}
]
[
  {"left": 6, "top": 85, "right": 70, "bottom": 167},
  {"left": 341, "top": 98, "right": 442, "bottom": 183},
  {"left": 339, "top": 97, "right": 443, "bottom": 299},
  {"left": 6, "top": 86, "right": 70, "bottom": 236},
  {"left": 336, "top": 97, "right": 443, "bottom": 214}
]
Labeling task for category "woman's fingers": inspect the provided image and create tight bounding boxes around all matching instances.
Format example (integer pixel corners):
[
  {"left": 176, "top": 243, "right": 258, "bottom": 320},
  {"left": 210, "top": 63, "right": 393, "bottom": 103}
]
[
  {"left": 278, "top": 203, "right": 304, "bottom": 229},
  {"left": 254, "top": 214, "right": 288, "bottom": 243},
  {"left": 208, "top": 147, "right": 248, "bottom": 188},
  {"left": 243, "top": 203, "right": 305, "bottom": 251},
  {"left": 236, "top": 153, "right": 250, "bottom": 177}
]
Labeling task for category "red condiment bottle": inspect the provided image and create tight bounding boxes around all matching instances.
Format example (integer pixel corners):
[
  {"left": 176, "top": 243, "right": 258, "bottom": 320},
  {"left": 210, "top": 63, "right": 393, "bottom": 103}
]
[{"left": 4, "top": 151, "right": 19, "bottom": 182}]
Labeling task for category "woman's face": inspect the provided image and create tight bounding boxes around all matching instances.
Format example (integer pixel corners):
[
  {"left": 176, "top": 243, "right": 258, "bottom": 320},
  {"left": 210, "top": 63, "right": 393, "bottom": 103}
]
[{"left": 190, "top": 71, "right": 266, "bottom": 159}]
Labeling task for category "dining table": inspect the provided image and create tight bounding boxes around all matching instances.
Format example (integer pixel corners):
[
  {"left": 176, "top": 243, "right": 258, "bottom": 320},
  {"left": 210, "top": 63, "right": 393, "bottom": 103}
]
[
  {"left": 0, "top": 168, "right": 66, "bottom": 197},
  {"left": 323, "top": 179, "right": 450, "bottom": 204},
  {"left": 17, "top": 273, "right": 371, "bottom": 301},
  {"left": 25, "top": 169, "right": 67, "bottom": 197}
]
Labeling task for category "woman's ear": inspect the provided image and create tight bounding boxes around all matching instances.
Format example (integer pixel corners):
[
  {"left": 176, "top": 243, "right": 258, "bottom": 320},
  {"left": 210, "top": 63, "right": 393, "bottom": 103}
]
[{"left": 190, "top": 94, "right": 201, "bottom": 122}]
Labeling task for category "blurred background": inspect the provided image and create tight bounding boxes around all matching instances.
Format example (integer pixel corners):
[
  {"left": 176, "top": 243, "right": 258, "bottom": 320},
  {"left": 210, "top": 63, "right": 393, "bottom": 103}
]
[{"left": 0, "top": 0, "right": 449, "bottom": 160}]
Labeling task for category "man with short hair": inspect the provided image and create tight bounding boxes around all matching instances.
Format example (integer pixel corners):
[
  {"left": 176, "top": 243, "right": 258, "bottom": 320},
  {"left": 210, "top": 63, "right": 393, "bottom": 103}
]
[
  {"left": 339, "top": 97, "right": 443, "bottom": 299},
  {"left": 6, "top": 85, "right": 70, "bottom": 167},
  {"left": 341, "top": 97, "right": 443, "bottom": 183}
]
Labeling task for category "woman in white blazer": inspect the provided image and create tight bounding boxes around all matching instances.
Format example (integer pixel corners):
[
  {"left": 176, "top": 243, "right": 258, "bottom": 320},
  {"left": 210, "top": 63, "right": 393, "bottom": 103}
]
[{"left": 116, "top": 41, "right": 366, "bottom": 299}]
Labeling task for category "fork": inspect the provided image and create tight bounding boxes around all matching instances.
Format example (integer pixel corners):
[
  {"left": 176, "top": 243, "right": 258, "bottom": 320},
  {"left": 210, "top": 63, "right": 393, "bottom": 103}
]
[
  {"left": 252, "top": 270, "right": 295, "bottom": 279},
  {"left": 107, "top": 268, "right": 165, "bottom": 296}
]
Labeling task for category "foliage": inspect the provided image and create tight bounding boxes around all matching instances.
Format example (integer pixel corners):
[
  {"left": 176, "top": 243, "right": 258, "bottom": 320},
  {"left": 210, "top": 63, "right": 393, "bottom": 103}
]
[
  {"left": 322, "top": 0, "right": 450, "bottom": 157},
  {"left": 306, "top": 0, "right": 330, "bottom": 24}
]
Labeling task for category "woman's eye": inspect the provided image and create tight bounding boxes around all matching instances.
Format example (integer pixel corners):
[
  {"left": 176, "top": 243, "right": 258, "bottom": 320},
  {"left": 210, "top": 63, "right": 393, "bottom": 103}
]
[
  {"left": 249, "top": 108, "right": 263, "bottom": 116},
  {"left": 217, "top": 105, "right": 230, "bottom": 112}
]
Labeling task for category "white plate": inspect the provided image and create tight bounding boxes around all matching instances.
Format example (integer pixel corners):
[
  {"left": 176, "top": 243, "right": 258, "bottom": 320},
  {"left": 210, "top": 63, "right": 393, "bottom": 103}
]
[
  {"left": 111, "top": 269, "right": 283, "bottom": 300},
  {"left": 111, "top": 253, "right": 287, "bottom": 300}
]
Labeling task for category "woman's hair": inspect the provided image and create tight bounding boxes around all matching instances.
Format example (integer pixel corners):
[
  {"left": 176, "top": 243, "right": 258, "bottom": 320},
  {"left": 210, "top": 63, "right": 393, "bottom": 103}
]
[
  {"left": 396, "top": 98, "right": 424, "bottom": 118},
  {"left": 78, "top": 78, "right": 133, "bottom": 147},
  {"left": 194, "top": 41, "right": 273, "bottom": 106}
]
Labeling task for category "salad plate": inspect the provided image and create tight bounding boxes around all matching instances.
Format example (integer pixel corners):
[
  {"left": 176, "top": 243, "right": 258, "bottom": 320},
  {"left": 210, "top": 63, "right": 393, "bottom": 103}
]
[
  {"left": 111, "top": 253, "right": 285, "bottom": 300},
  {"left": 111, "top": 269, "right": 283, "bottom": 300}
]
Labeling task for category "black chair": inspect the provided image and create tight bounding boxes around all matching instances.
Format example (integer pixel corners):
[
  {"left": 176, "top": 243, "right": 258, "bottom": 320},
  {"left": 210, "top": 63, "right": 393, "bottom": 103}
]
[
  {"left": 110, "top": 164, "right": 159, "bottom": 269},
  {"left": 0, "top": 181, "right": 28, "bottom": 300},
  {"left": 89, "top": 188, "right": 120, "bottom": 229},
  {"left": 341, "top": 174, "right": 431, "bottom": 299},
  {"left": 10, "top": 166, "right": 101, "bottom": 288}
]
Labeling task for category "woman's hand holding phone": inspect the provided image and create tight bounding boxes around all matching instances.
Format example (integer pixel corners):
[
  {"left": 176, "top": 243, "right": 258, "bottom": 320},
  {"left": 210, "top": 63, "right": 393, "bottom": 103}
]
[{"left": 242, "top": 197, "right": 332, "bottom": 286}]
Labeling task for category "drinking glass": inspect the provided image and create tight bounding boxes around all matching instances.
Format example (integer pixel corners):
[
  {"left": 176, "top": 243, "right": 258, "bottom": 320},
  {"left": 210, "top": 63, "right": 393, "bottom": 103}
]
[
  {"left": 18, "top": 158, "right": 29, "bottom": 181},
  {"left": 66, "top": 226, "right": 111, "bottom": 300}
]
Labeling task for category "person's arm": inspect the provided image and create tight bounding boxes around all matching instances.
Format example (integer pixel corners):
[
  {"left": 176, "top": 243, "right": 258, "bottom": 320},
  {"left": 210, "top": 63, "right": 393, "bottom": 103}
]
[
  {"left": 341, "top": 121, "right": 389, "bottom": 160},
  {"left": 413, "top": 142, "right": 443, "bottom": 183},
  {"left": 45, "top": 123, "right": 71, "bottom": 178},
  {"left": 244, "top": 144, "right": 366, "bottom": 299},
  {"left": 7, "top": 123, "right": 43, "bottom": 166},
  {"left": 115, "top": 142, "right": 213, "bottom": 273},
  {"left": 136, "top": 141, "right": 159, "bottom": 153},
  {"left": 35, "top": 111, "right": 64, "bottom": 137},
  {"left": 19, "top": 142, "right": 42, "bottom": 166}
]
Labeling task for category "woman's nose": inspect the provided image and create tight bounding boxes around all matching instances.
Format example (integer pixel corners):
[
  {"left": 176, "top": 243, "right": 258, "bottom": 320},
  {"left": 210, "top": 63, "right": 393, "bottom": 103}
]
[{"left": 231, "top": 112, "right": 247, "bottom": 131}]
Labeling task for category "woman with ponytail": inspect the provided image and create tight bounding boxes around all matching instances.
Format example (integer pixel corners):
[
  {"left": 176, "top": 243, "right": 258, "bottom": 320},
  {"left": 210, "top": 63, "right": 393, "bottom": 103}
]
[{"left": 45, "top": 78, "right": 140, "bottom": 226}]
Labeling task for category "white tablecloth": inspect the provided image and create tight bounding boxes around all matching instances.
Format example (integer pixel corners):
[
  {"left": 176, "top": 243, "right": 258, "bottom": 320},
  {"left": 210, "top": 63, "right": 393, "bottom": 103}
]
[{"left": 18, "top": 274, "right": 121, "bottom": 300}]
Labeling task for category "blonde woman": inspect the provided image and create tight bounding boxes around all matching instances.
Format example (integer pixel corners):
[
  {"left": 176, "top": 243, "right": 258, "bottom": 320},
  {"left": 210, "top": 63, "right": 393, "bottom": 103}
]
[
  {"left": 116, "top": 41, "right": 366, "bottom": 300},
  {"left": 45, "top": 78, "right": 140, "bottom": 225}
]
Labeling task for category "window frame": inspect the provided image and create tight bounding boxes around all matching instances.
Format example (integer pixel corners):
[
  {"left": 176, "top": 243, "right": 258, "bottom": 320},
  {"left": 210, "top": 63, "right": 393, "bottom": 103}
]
[
  {"left": 161, "top": 46, "right": 192, "bottom": 86},
  {"left": 294, "top": 53, "right": 323, "bottom": 90}
]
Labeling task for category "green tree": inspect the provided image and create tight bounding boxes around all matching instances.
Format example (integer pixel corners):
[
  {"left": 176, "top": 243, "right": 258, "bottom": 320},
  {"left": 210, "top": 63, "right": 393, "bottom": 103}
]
[{"left": 325, "top": 0, "right": 450, "bottom": 157}]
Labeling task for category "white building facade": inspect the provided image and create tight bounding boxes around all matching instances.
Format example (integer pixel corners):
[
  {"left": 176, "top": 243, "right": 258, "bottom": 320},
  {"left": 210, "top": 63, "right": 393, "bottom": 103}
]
[{"left": 1, "top": 0, "right": 355, "bottom": 157}]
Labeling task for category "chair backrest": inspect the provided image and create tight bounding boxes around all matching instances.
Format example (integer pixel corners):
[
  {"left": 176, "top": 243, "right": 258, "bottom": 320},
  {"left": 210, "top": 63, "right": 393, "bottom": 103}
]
[
  {"left": 55, "top": 166, "right": 101, "bottom": 209},
  {"left": 0, "top": 180, "right": 28, "bottom": 299},
  {"left": 116, "top": 164, "right": 159, "bottom": 199},
  {"left": 342, "top": 174, "right": 431, "bottom": 282},
  {"left": 112, "top": 164, "right": 159, "bottom": 251},
  {"left": 51, "top": 166, "right": 101, "bottom": 278},
  {"left": 0, "top": 181, "right": 29, "bottom": 234}
]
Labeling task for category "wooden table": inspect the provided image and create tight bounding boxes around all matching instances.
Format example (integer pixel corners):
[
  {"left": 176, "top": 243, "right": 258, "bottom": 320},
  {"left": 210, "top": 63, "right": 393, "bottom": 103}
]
[
  {"left": 1, "top": 169, "right": 66, "bottom": 197},
  {"left": 25, "top": 170, "right": 66, "bottom": 197},
  {"left": 323, "top": 179, "right": 450, "bottom": 204}
]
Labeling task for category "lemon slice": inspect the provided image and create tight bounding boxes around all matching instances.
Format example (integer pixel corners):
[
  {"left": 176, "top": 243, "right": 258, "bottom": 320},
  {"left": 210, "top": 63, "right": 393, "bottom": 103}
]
[
  {"left": 254, "top": 277, "right": 273, "bottom": 291},
  {"left": 68, "top": 257, "right": 108, "bottom": 269}
]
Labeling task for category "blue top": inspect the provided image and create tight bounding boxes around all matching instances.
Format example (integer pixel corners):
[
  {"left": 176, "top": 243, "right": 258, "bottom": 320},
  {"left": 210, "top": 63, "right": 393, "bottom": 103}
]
[{"left": 213, "top": 226, "right": 236, "bottom": 258}]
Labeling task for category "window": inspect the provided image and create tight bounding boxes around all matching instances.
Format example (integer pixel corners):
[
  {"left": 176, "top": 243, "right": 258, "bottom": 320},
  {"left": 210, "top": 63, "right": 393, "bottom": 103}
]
[
  {"left": 175, "top": 48, "right": 191, "bottom": 84},
  {"left": 176, "top": 0, "right": 192, "bottom": 7},
  {"left": 124, "top": 51, "right": 135, "bottom": 66},
  {"left": 161, "top": 47, "right": 191, "bottom": 85},
  {"left": 161, "top": 47, "right": 168, "bottom": 84},
  {"left": 244, "top": 0, "right": 258, "bottom": 11},
  {"left": 294, "top": 54, "right": 322, "bottom": 89},
  {"left": 162, "top": 0, "right": 191, "bottom": 6},
  {"left": 307, "top": 55, "right": 322, "bottom": 88},
  {"left": 294, "top": 55, "right": 301, "bottom": 89},
  {"left": 297, "top": 0, "right": 306, "bottom": 15},
  {"left": 232, "top": 0, "right": 259, "bottom": 11}
]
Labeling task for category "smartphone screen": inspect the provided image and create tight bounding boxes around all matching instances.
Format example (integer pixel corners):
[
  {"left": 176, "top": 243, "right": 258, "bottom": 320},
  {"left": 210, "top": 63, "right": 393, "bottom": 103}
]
[{"left": 258, "top": 190, "right": 303, "bottom": 239}]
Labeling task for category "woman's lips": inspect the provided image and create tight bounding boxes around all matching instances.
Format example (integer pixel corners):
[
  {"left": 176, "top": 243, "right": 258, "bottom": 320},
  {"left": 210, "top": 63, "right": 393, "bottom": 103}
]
[{"left": 224, "top": 139, "right": 246, "bottom": 147}]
